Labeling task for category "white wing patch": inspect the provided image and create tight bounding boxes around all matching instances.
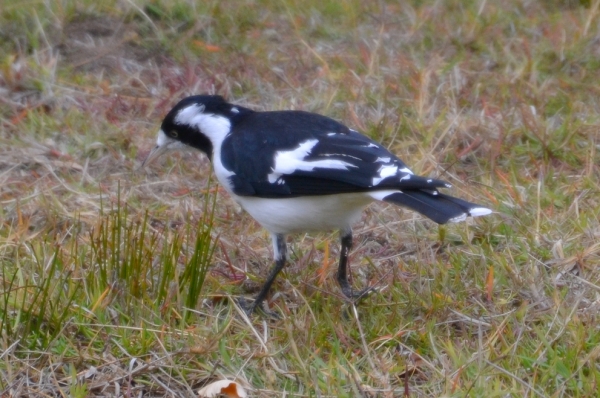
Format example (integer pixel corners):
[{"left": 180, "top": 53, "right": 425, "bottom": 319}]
[
  {"left": 267, "top": 139, "right": 356, "bottom": 183},
  {"left": 372, "top": 164, "right": 414, "bottom": 186},
  {"left": 322, "top": 153, "right": 362, "bottom": 161},
  {"left": 372, "top": 164, "right": 398, "bottom": 185}
]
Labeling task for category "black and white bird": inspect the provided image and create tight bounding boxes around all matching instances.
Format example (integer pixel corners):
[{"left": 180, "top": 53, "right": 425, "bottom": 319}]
[{"left": 143, "top": 95, "right": 491, "bottom": 317}]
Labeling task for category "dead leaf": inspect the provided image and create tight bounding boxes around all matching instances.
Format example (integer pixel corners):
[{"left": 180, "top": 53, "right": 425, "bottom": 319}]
[
  {"left": 486, "top": 265, "right": 494, "bottom": 302},
  {"left": 198, "top": 380, "right": 248, "bottom": 398},
  {"left": 192, "top": 40, "right": 222, "bottom": 52},
  {"left": 84, "top": 366, "right": 98, "bottom": 379},
  {"left": 317, "top": 240, "right": 330, "bottom": 286}
]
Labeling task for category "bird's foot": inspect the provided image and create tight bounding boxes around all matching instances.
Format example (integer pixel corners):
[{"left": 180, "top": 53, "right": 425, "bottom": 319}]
[
  {"left": 341, "top": 284, "right": 378, "bottom": 304},
  {"left": 236, "top": 297, "right": 281, "bottom": 320}
]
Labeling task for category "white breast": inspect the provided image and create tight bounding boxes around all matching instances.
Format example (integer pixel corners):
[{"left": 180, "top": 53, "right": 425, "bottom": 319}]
[{"left": 234, "top": 193, "right": 375, "bottom": 234}]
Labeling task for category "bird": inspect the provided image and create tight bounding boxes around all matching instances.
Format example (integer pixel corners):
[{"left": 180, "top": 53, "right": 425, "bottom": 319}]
[{"left": 143, "top": 95, "right": 491, "bottom": 317}]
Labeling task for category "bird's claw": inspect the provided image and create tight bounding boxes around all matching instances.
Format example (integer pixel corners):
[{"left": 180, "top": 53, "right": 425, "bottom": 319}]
[
  {"left": 341, "top": 285, "right": 380, "bottom": 304},
  {"left": 236, "top": 297, "right": 281, "bottom": 320}
]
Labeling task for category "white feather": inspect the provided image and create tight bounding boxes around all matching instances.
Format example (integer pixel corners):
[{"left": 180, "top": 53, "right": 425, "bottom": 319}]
[
  {"left": 267, "top": 139, "right": 356, "bottom": 183},
  {"left": 372, "top": 164, "right": 398, "bottom": 185},
  {"left": 469, "top": 207, "right": 492, "bottom": 217},
  {"left": 175, "top": 104, "right": 235, "bottom": 190},
  {"left": 236, "top": 193, "right": 374, "bottom": 234}
]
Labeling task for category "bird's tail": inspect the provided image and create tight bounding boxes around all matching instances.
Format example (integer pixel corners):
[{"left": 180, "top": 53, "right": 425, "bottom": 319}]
[{"left": 378, "top": 191, "right": 491, "bottom": 224}]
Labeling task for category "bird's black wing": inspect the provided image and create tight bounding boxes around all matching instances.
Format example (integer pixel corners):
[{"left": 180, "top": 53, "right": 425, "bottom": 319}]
[{"left": 220, "top": 110, "right": 449, "bottom": 198}]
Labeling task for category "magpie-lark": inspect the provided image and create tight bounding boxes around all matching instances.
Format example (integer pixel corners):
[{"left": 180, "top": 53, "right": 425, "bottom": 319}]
[{"left": 143, "top": 95, "right": 491, "bottom": 317}]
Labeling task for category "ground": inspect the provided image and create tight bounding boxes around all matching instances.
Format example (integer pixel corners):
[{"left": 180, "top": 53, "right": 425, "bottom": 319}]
[{"left": 1, "top": 0, "right": 600, "bottom": 397}]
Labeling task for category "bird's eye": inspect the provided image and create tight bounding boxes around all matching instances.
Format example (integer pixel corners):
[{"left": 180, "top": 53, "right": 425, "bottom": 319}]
[{"left": 169, "top": 130, "right": 178, "bottom": 138}]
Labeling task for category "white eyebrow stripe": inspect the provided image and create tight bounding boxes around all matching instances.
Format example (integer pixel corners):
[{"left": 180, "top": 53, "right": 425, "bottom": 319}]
[{"left": 174, "top": 104, "right": 205, "bottom": 125}]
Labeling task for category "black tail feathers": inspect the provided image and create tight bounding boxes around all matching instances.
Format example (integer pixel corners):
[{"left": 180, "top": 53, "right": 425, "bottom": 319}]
[{"left": 380, "top": 191, "right": 491, "bottom": 224}]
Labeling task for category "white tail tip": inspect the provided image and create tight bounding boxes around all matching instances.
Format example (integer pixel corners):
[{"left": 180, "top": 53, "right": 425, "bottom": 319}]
[{"left": 469, "top": 207, "right": 493, "bottom": 217}]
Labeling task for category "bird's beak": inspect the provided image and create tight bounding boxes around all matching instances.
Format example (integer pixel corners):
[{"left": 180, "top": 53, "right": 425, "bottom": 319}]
[
  {"left": 141, "top": 142, "right": 169, "bottom": 168},
  {"left": 141, "top": 129, "right": 174, "bottom": 168}
]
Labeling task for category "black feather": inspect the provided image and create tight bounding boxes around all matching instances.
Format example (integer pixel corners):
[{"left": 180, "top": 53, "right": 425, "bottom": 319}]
[
  {"left": 380, "top": 191, "right": 483, "bottom": 224},
  {"left": 220, "top": 110, "right": 442, "bottom": 198}
]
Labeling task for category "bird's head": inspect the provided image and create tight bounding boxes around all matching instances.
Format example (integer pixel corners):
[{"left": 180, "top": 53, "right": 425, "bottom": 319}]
[{"left": 142, "top": 95, "right": 244, "bottom": 167}]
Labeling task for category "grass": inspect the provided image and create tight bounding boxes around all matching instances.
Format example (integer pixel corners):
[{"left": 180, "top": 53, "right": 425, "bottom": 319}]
[{"left": 1, "top": 0, "right": 600, "bottom": 396}]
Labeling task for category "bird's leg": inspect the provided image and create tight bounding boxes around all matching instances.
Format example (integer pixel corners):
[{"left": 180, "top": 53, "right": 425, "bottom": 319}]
[
  {"left": 337, "top": 228, "right": 354, "bottom": 297},
  {"left": 337, "top": 228, "right": 373, "bottom": 302},
  {"left": 239, "top": 233, "right": 287, "bottom": 318}
]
